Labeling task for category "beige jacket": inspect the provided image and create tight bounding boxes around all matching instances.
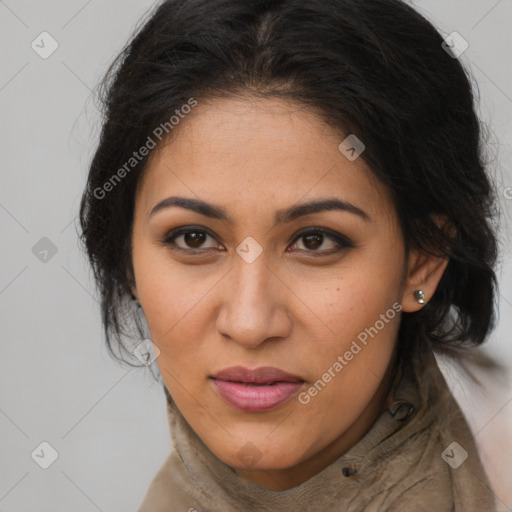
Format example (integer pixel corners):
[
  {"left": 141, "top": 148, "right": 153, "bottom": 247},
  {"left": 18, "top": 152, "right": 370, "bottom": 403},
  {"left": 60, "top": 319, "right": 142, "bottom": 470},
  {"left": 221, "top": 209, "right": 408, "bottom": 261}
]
[{"left": 138, "top": 340, "right": 497, "bottom": 511}]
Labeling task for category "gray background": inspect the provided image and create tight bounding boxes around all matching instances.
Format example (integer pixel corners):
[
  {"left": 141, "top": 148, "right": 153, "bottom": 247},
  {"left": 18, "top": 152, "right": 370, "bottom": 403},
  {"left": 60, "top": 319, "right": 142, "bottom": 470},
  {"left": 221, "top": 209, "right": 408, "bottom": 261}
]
[{"left": 1, "top": 1, "right": 511, "bottom": 510}]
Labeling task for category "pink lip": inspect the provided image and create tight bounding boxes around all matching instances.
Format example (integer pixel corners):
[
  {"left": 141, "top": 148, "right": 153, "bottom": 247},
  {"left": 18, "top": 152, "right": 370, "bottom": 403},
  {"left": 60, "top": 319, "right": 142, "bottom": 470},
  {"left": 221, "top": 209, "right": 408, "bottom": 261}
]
[{"left": 210, "top": 366, "right": 304, "bottom": 412}]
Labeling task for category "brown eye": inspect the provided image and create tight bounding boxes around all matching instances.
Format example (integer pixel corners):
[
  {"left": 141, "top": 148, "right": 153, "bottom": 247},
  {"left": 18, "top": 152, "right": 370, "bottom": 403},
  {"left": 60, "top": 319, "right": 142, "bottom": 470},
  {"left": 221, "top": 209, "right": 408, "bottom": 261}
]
[
  {"left": 289, "top": 228, "right": 353, "bottom": 255},
  {"left": 163, "top": 227, "right": 220, "bottom": 251},
  {"left": 302, "top": 233, "right": 324, "bottom": 250},
  {"left": 182, "top": 231, "right": 207, "bottom": 248}
]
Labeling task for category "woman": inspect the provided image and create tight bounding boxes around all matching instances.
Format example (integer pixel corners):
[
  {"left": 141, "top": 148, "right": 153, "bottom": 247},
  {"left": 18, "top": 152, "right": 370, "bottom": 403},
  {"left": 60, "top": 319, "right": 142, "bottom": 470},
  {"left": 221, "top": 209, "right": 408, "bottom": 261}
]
[{"left": 79, "top": 0, "right": 501, "bottom": 510}]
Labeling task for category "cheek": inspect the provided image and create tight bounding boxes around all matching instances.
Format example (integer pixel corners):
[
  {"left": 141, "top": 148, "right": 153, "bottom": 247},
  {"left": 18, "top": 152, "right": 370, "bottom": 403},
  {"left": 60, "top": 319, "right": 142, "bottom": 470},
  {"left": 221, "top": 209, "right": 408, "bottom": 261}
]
[
  {"left": 289, "top": 259, "right": 401, "bottom": 345},
  {"left": 131, "top": 244, "right": 211, "bottom": 358},
  {"left": 290, "top": 254, "right": 402, "bottom": 401},
  {"left": 297, "top": 302, "right": 399, "bottom": 439}
]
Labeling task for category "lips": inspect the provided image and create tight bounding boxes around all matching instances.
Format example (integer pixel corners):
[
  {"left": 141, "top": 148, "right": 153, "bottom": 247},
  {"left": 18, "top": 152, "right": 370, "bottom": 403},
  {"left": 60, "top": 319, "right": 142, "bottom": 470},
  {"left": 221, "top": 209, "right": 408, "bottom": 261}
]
[
  {"left": 211, "top": 366, "right": 304, "bottom": 384},
  {"left": 209, "top": 366, "right": 304, "bottom": 412}
]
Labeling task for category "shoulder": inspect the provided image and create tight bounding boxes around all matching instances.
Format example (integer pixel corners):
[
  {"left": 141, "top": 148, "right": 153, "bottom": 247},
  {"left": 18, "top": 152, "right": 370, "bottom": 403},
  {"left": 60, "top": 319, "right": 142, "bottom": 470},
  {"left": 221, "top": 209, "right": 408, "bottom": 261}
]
[
  {"left": 360, "top": 343, "right": 498, "bottom": 511},
  {"left": 380, "top": 358, "right": 497, "bottom": 511},
  {"left": 137, "top": 450, "right": 202, "bottom": 512}
]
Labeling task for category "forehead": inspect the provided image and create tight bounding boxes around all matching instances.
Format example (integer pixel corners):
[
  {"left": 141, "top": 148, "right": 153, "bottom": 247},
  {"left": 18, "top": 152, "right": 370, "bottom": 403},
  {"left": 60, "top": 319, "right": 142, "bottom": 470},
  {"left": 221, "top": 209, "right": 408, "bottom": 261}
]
[{"left": 136, "top": 96, "right": 397, "bottom": 225}]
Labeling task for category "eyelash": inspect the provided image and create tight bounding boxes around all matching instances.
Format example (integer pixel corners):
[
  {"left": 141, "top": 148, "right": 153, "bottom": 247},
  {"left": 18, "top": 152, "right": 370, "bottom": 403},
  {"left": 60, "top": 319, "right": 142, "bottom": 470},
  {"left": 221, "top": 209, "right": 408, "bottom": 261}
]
[{"left": 161, "top": 226, "right": 354, "bottom": 256}]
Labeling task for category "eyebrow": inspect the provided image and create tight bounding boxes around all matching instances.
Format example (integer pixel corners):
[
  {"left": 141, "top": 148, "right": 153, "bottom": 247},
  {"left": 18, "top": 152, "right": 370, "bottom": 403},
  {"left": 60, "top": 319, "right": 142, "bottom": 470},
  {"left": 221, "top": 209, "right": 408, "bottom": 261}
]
[{"left": 148, "top": 196, "right": 371, "bottom": 224}]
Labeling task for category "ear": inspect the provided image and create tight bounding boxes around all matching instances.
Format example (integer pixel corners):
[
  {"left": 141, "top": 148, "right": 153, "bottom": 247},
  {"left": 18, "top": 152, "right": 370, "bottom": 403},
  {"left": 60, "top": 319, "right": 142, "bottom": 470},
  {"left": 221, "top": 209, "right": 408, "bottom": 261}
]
[{"left": 400, "top": 215, "right": 452, "bottom": 313}]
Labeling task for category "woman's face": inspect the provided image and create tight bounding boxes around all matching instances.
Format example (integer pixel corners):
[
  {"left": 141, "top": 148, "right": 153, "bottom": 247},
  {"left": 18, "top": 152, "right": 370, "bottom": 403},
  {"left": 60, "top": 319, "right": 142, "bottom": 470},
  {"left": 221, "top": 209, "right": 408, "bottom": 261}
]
[{"left": 130, "top": 96, "right": 435, "bottom": 489}]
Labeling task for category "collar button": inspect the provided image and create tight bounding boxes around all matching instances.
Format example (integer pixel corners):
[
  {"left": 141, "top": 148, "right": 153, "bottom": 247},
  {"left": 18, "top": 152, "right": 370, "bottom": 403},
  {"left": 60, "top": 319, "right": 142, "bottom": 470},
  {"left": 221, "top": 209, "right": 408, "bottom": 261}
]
[{"left": 342, "top": 467, "right": 357, "bottom": 477}]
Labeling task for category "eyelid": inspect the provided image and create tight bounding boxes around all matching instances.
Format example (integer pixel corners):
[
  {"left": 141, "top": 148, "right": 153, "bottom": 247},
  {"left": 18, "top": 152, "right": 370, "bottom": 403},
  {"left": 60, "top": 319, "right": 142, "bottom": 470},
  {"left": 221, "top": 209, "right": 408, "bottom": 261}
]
[
  {"left": 290, "top": 226, "right": 353, "bottom": 246},
  {"left": 288, "top": 227, "right": 354, "bottom": 254},
  {"left": 161, "top": 225, "right": 354, "bottom": 253},
  {"left": 162, "top": 225, "right": 221, "bottom": 250}
]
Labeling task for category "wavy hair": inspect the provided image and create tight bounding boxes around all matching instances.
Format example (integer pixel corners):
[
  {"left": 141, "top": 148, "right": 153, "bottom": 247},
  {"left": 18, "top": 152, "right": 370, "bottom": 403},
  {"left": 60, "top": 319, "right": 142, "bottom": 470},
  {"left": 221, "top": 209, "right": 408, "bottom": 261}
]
[{"left": 79, "top": 0, "right": 500, "bottom": 369}]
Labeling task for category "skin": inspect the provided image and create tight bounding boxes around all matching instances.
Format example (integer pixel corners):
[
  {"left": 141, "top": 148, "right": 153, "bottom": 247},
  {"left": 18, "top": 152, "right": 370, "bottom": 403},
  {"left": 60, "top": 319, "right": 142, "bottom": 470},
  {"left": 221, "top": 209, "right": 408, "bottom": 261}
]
[{"left": 130, "top": 95, "right": 449, "bottom": 490}]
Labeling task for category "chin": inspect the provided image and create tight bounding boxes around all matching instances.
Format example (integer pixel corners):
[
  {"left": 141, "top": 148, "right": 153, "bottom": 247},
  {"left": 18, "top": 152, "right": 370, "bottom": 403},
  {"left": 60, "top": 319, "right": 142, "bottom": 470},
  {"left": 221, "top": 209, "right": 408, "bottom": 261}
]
[{"left": 214, "top": 437, "right": 305, "bottom": 472}]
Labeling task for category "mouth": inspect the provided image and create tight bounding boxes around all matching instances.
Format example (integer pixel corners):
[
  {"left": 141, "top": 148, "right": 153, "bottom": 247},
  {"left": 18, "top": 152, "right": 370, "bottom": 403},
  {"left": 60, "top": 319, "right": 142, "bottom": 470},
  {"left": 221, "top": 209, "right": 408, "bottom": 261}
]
[{"left": 209, "top": 366, "right": 305, "bottom": 412}]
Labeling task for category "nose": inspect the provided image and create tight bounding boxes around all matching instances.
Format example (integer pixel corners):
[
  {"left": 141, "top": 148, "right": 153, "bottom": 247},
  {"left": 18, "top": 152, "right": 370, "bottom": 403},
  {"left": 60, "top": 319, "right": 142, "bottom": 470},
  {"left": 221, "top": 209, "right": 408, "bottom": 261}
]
[{"left": 216, "top": 255, "right": 292, "bottom": 349}]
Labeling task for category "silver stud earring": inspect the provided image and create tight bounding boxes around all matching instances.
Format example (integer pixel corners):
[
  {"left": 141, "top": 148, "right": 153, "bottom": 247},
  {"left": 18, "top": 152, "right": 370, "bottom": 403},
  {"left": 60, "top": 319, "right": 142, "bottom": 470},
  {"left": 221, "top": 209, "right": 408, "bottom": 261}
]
[{"left": 413, "top": 290, "right": 425, "bottom": 304}]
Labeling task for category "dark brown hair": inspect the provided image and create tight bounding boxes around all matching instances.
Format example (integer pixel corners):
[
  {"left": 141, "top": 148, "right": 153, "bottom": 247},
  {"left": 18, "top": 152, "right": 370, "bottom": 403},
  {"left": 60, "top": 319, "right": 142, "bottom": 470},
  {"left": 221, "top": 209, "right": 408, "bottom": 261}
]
[{"left": 79, "top": 0, "right": 500, "bottom": 368}]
